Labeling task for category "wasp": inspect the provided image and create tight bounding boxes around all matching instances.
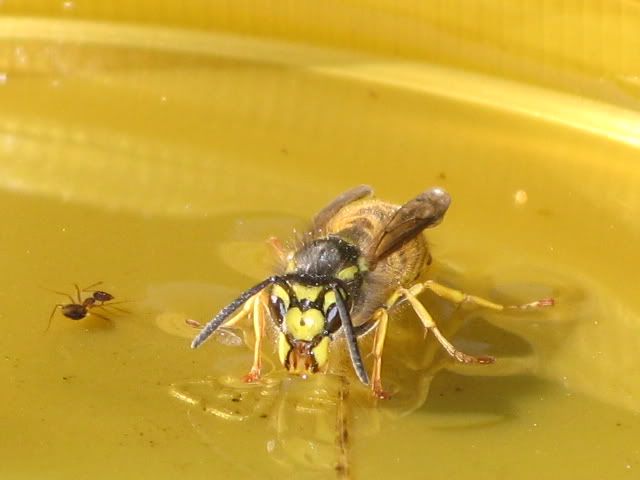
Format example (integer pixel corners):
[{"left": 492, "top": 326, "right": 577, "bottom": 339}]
[{"left": 191, "top": 186, "right": 553, "bottom": 398}]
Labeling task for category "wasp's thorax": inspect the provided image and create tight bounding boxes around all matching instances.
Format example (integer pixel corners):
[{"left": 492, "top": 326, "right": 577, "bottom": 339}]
[{"left": 269, "top": 237, "right": 365, "bottom": 375}]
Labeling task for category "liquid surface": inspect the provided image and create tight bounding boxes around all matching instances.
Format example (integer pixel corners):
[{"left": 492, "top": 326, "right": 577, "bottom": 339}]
[{"left": 1, "top": 15, "right": 640, "bottom": 480}]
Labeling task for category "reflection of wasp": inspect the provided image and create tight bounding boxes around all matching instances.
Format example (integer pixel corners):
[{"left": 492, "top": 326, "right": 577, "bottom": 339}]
[{"left": 192, "top": 186, "right": 553, "bottom": 398}]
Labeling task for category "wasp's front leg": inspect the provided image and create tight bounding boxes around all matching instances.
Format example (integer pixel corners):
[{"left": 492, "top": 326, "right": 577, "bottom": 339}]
[{"left": 243, "top": 291, "right": 269, "bottom": 383}]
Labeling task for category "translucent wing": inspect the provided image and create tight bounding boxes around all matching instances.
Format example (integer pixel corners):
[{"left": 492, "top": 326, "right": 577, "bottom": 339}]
[
  {"left": 312, "top": 185, "right": 373, "bottom": 230},
  {"left": 368, "top": 187, "right": 451, "bottom": 263}
]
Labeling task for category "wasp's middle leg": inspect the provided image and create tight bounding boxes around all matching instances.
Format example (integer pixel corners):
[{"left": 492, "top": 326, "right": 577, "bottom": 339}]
[
  {"left": 369, "top": 308, "right": 390, "bottom": 399},
  {"left": 353, "top": 308, "right": 390, "bottom": 398},
  {"left": 364, "top": 283, "right": 495, "bottom": 399}
]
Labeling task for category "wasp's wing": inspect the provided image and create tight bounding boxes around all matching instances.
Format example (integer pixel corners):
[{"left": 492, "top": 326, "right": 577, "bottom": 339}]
[
  {"left": 367, "top": 187, "right": 451, "bottom": 263},
  {"left": 312, "top": 185, "right": 373, "bottom": 231}
]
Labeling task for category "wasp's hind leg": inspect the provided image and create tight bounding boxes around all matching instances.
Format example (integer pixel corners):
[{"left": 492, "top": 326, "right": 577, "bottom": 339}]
[
  {"left": 242, "top": 291, "right": 269, "bottom": 383},
  {"left": 398, "top": 287, "right": 495, "bottom": 365},
  {"left": 363, "top": 280, "right": 519, "bottom": 399},
  {"left": 409, "top": 281, "right": 554, "bottom": 311}
]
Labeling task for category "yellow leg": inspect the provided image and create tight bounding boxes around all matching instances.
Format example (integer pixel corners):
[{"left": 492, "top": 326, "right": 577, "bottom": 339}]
[
  {"left": 266, "top": 236, "right": 289, "bottom": 264},
  {"left": 366, "top": 281, "right": 553, "bottom": 398},
  {"left": 398, "top": 288, "right": 494, "bottom": 364},
  {"left": 370, "top": 308, "right": 390, "bottom": 399},
  {"left": 243, "top": 292, "right": 267, "bottom": 383},
  {"left": 224, "top": 294, "right": 255, "bottom": 328},
  {"left": 409, "top": 280, "right": 554, "bottom": 311}
]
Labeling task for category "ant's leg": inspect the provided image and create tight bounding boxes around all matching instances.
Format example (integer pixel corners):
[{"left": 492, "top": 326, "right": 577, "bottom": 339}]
[
  {"left": 100, "top": 304, "right": 131, "bottom": 314},
  {"left": 45, "top": 305, "right": 63, "bottom": 332},
  {"left": 82, "top": 281, "right": 104, "bottom": 292},
  {"left": 73, "top": 284, "right": 83, "bottom": 304},
  {"left": 45, "top": 288, "right": 75, "bottom": 304},
  {"left": 101, "top": 305, "right": 130, "bottom": 314},
  {"left": 89, "top": 311, "right": 111, "bottom": 323}
]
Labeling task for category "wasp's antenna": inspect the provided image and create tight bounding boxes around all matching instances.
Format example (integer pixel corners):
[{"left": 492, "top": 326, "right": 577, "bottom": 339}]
[
  {"left": 191, "top": 276, "right": 282, "bottom": 349},
  {"left": 333, "top": 285, "right": 369, "bottom": 385}
]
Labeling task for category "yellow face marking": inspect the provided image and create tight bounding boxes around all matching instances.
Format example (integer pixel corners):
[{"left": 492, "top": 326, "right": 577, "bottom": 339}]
[
  {"left": 271, "top": 284, "right": 290, "bottom": 309},
  {"left": 285, "top": 307, "right": 325, "bottom": 341},
  {"left": 312, "top": 336, "right": 330, "bottom": 370},
  {"left": 277, "top": 332, "right": 290, "bottom": 366},
  {"left": 337, "top": 265, "right": 359, "bottom": 281},
  {"left": 323, "top": 290, "right": 337, "bottom": 313},
  {"left": 292, "top": 284, "right": 322, "bottom": 302}
]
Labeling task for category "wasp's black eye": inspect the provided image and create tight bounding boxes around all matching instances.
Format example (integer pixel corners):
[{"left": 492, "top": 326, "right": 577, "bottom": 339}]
[
  {"left": 325, "top": 304, "right": 341, "bottom": 334},
  {"left": 270, "top": 295, "right": 287, "bottom": 324}
]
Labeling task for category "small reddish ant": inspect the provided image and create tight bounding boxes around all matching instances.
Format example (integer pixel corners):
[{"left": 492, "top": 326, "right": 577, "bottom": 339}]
[{"left": 46, "top": 282, "right": 125, "bottom": 331}]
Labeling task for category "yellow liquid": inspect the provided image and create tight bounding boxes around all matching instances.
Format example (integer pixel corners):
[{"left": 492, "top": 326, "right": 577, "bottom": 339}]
[{"left": 1, "top": 10, "right": 640, "bottom": 480}]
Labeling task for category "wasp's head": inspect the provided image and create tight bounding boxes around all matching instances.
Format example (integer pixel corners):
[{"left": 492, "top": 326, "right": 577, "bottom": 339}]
[
  {"left": 268, "top": 237, "right": 368, "bottom": 380},
  {"left": 269, "top": 280, "right": 344, "bottom": 375},
  {"left": 190, "top": 236, "right": 370, "bottom": 385}
]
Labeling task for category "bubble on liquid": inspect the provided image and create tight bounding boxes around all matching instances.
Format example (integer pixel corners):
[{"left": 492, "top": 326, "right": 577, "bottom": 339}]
[{"left": 514, "top": 189, "right": 528, "bottom": 205}]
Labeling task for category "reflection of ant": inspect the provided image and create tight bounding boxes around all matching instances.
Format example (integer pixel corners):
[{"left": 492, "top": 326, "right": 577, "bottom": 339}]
[{"left": 46, "top": 282, "right": 126, "bottom": 331}]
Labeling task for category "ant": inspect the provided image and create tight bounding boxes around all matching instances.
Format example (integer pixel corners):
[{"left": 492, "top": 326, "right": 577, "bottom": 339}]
[{"left": 46, "top": 282, "right": 126, "bottom": 331}]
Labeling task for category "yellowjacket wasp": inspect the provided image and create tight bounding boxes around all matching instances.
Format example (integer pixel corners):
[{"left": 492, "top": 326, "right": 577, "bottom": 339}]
[{"left": 192, "top": 186, "right": 553, "bottom": 398}]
